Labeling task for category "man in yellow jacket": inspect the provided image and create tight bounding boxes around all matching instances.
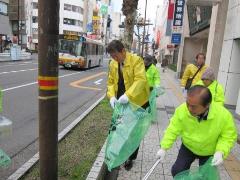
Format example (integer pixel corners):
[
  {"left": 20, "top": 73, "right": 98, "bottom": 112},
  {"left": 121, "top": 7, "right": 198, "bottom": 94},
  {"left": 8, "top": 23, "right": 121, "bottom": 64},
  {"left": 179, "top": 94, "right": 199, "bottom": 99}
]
[
  {"left": 181, "top": 53, "right": 207, "bottom": 89},
  {"left": 196, "top": 67, "right": 225, "bottom": 105},
  {"left": 156, "top": 85, "right": 237, "bottom": 177},
  {"left": 106, "top": 40, "right": 150, "bottom": 170}
]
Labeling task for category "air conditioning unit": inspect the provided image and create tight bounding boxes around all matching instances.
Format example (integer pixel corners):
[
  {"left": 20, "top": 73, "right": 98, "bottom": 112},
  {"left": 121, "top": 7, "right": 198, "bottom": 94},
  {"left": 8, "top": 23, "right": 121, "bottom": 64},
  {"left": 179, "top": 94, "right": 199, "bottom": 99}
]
[{"left": 186, "top": 0, "right": 222, "bottom": 6}]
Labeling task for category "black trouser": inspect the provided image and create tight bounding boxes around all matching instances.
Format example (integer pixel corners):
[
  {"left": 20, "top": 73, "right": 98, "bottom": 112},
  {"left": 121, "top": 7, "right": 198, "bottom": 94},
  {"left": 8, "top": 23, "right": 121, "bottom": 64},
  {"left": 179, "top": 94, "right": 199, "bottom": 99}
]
[
  {"left": 171, "top": 144, "right": 211, "bottom": 177},
  {"left": 128, "top": 147, "right": 139, "bottom": 161}
]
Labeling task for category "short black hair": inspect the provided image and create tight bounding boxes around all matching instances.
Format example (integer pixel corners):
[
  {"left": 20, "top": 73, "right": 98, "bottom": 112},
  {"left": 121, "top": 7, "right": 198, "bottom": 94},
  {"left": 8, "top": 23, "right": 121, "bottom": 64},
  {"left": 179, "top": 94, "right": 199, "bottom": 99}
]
[
  {"left": 187, "top": 85, "right": 212, "bottom": 107},
  {"left": 144, "top": 54, "right": 153, "bottom": 62},
  {"left": 106, "top": 40, "right": 125, "bottom": 53},
  {"left": 196, "top": 53, "right": 206, "bottom": 60}
]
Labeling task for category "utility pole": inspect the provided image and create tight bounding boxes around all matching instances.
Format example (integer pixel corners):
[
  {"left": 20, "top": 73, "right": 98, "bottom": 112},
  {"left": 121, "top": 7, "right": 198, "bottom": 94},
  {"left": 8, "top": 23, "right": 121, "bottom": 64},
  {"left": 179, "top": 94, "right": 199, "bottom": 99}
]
[
  {"left": 141, "top": 0, "right": 147, "bottom": 57},
  {"left": 38, "top": 0, "right": 59, "bottom": 179},
  {"left": 17, "top": 0, "right": 20, "bottom": 46}
]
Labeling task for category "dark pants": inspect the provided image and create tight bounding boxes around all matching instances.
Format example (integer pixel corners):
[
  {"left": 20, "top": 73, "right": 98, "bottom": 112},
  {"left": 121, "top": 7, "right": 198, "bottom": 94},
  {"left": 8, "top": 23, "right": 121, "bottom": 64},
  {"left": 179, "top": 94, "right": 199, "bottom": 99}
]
[
  {"left": 128, "top": 147, "right": 139, "bottom": 161},
  {"left": 171, "top": 144, "right": 211, "bottom": 177}
]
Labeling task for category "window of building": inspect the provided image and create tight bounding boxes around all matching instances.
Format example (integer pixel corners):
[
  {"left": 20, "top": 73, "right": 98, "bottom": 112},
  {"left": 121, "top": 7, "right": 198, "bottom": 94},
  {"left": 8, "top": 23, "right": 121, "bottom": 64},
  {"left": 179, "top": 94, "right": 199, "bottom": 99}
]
[
  {"left": 32, "top": 16, "right": 38, "bottom": 23},
  {"left": 32, "top": 28, "right": 38, "bottom": 33},
  {"left": 80, "top": 7, "right": 84, "bottom": 14},
  {"left": 0, "top": 1, "right": 8, "bottom": 16},
  {"left": 79, "top": 21, "right": 83, "bottom": 27},
  {"left": 64, "top": 4, "right": 71, "bottom": 11},
  {"left": 32, "top": 2, "right": 38, "bottom": 9},
  {"left": 63, "top": 18, "right": 83, "bottom": 27},
  {"left": 72, "top": 5, "right": 79, "bottom": 13}
]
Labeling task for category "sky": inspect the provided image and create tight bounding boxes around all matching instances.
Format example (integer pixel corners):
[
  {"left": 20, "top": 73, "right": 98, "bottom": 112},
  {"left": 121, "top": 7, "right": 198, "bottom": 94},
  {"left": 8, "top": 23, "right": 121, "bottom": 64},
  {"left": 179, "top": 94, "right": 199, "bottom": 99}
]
[
  {"left": 112, "top": 0, "right": 165, "bottom": 23},
  {"left": 111, "top": 0, "right": 167, "bottom": 39}
]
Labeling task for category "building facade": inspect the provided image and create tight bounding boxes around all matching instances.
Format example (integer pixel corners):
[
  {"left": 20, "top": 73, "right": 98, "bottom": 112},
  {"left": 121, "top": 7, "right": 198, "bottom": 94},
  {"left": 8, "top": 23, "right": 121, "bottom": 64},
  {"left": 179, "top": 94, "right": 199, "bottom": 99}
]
[
  {"left": 8, "top": 0, "right": 27, "bottom": 48},
  {"left": 26, "top": 0, "right": 85, "bottom": 50},
  {"left": 173, "top": 0, "right": 240, "bottom": 114},
  {"left": 217, "top": 0, "right": 240, "bottom": 113},
  {"left": 0, "top": 0, "right": 12, "bottom": 52}
]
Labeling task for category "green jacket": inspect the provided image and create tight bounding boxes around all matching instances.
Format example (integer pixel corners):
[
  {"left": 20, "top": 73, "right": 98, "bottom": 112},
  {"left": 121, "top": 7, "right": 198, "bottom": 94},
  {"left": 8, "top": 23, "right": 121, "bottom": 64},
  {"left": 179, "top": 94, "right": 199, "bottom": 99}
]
[
  {"left": 196, "top": 80, "right": 225, "bottom": 105},
  {"left": 160, "top": 103, "right": 237, "bottom": 158},
  {"left": 146, "top": 64, "right": 160, "bottom": 87}
]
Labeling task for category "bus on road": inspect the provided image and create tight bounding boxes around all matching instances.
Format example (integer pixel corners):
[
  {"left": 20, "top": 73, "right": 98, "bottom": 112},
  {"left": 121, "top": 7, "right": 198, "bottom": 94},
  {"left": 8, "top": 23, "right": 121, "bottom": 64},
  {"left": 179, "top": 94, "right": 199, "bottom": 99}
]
[{"left": 58, "top": 34, "right": 104, "bottom": 69}]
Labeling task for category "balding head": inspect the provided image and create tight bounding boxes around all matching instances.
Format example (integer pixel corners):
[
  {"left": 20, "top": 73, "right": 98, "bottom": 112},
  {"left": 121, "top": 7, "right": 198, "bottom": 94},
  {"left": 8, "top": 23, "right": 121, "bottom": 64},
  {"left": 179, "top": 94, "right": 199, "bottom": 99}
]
[{"left": 186, "top": 85, "right": 212, "bottom": 117}]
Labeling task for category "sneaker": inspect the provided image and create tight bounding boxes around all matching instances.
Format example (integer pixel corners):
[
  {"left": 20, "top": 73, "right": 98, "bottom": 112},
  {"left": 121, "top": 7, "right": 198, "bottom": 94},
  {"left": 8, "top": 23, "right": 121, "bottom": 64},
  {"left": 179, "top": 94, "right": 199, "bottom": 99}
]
[{"left": 124, "top": 160, "right": 133, "bottom": 171}]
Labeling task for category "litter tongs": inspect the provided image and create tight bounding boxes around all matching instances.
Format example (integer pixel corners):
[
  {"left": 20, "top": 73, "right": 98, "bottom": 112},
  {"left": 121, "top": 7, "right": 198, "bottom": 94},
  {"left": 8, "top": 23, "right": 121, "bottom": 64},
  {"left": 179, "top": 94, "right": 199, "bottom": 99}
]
[{"left": 142, "top": 159, "right": 161, "bottom": 180}]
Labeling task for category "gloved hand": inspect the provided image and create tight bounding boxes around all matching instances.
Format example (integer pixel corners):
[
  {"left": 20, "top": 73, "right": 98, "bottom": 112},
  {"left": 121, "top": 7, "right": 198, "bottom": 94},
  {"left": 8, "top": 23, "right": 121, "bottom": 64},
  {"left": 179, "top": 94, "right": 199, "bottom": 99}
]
[
  {"left": 156, "top": 149, "right": 166, "bottom": 161},
  {"left": 110, "top": 97, "right": 117, "bottom": 109},
  {"left": 211, "top": 151, "right": 224, "bottom": 166},
  {"left": 118, "top": 94, "right": 129, "bottom": 104}
]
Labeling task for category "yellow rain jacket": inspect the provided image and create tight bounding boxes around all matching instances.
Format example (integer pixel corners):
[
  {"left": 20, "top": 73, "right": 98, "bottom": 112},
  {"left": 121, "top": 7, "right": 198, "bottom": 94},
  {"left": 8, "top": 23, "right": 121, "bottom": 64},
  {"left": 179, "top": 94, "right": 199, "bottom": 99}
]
[
  {"left": 181, "top": 64, "right": 207, "bottom": 87},
  {"left": 107, "top": 52, "right": 150, "bottom": 106},
  {"left": 146, "top": 64, "right": 160, "bottom": 88},
  {"left": 196, "top": 80, "right": 225, "bottom": 105},
  {"left": 160, "top": 103, "right": 237, "bottom": 158}
]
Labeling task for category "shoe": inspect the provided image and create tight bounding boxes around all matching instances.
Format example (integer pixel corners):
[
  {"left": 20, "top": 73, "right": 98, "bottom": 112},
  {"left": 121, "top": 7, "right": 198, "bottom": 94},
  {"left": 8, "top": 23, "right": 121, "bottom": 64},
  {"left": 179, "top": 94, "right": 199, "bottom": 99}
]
[{"left": 124, "top": 160, "right": 133, "bottom": 171}]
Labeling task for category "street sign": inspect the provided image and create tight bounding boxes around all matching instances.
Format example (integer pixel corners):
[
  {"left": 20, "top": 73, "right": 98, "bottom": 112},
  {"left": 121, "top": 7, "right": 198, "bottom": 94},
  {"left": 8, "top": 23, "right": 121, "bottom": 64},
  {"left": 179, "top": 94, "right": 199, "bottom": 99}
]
[
  {"left": 172, "top": 26, "right": 183, "bottom": 33},
  {"left": 100, "top": 5, "right": 108, "bottom": 15},
  {"left": 173, "top": 0, "right": 185, "bottom": 27},
  {"left": 171, "top": 33, "right": 182, "bottom": 45}
]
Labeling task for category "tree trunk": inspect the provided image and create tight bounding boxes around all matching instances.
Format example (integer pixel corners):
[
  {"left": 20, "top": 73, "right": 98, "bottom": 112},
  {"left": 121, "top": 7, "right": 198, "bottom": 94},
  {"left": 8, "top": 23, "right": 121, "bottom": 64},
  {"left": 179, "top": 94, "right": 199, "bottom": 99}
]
[{"left": 123, "top": 10, "right": 136, "bottom": 51}]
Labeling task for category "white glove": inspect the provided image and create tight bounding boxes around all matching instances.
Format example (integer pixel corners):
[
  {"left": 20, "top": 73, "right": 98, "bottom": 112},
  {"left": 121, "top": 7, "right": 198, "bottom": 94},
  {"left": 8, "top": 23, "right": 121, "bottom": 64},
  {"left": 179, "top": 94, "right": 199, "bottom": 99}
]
[
  {"left": 110, "top": 97, "right": 117, "bottom": 109},
  {"left": 156, "top": 149, "right": 166, "bottom": 161},
  {"left": 211, "top": 151, "right": 224, "bottom": 166},
  {"left": 118, "top": 94, "right": 129, "bottom": 104}
]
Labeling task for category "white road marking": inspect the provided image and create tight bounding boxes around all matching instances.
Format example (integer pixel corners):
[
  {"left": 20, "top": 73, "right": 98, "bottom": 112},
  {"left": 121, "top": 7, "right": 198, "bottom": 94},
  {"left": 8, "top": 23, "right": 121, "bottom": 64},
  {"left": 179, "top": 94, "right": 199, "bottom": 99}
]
[
  {"left": 94, "top": 79, "right": 103, "bottom": 85},
  {"left": 0, "top": 62, "right": 38, "bottom": 68},
  {"left": 0, "top": 68, "right": 37, "bottom": 75},
  {"left": 2, "top": 71, "right": 83, "bottom": 92}
]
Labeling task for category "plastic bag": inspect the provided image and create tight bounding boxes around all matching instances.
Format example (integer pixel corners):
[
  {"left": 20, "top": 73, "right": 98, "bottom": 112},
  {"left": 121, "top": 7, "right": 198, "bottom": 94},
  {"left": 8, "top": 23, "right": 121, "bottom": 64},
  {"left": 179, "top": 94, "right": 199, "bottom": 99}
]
[
  {"left": 174, "top": 158, "right": 220, "bottom": 180},
  {"left": 105, "top": 103, "right": 152, "bottom": 171},
  {"left": 104, "top": 88, "right": 163, "bottom": 171},
  {"left": 0, "top": 149, "right": 11, "bottom": 167},
  {"left": 157, "top": 86, "right": 165, "bottom": 96},
  {"left": 0, "top": 116, "right": 12, "bottom": 138},
  {"left": 149, "top": 88, "right": 157, "bottom": 122},
  {"left": 150, "top": 87, "right": 165, "bottom": 123}
]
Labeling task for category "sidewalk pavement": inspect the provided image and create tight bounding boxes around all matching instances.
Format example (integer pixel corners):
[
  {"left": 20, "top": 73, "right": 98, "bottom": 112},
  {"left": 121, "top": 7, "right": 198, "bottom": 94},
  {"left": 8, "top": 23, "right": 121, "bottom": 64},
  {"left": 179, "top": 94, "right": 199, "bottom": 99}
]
[{"left": 117, "top": 65, "right": 240, "bottom": 180}]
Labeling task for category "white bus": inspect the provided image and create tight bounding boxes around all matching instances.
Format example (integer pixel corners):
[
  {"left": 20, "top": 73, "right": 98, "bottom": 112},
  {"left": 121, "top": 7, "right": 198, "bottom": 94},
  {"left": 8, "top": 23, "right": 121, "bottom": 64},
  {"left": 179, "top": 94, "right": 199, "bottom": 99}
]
[{"left": 58, "top": 34, "right": 104, "bottom": 69}]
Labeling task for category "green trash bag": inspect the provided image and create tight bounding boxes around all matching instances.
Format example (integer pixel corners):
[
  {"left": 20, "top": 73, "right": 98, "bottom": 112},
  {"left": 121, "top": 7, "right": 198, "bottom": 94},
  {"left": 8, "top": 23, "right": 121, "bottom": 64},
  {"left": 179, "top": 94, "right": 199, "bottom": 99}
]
[
  {"left": 149, "top": 88, "right": 157, "bottom": 123},
  {"left": 150, "top": 87, "right": 165, "bottom": 123},
  {"left": 174, "top": 158, "right": 220, "bottom": 180},
  {"left": 157, "top": 86, "right": 165, "bottom": 96},
  {"left": 0, "top": 149, "right": 11, "bottom": 167},
  {"left": 105, "top": 103, "right": 152, "bottom": 171}
]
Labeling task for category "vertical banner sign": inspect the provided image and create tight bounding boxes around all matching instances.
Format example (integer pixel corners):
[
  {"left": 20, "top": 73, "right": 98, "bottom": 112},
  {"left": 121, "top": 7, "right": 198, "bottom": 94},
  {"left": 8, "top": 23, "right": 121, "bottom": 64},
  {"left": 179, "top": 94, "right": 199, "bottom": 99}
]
[
  {"left": 166, "top": 0, "right": 175, "bottom": 36},
  {"left": 171, "top": 0, "right": 185, "bottom": 45},
  {"left": 92, "top": 16, "right": 101, "bottom": 36},
  {"left": 173, "top": 0, "right": 185, "bottom": 26}
]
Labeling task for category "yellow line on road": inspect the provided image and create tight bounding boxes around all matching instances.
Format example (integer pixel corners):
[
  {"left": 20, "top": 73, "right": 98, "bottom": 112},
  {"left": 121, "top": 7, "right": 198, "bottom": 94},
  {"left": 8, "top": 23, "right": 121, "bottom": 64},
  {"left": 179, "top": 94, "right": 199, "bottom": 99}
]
[{"left": 70, "top": 72, "right": 107, "bottom": 91}]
